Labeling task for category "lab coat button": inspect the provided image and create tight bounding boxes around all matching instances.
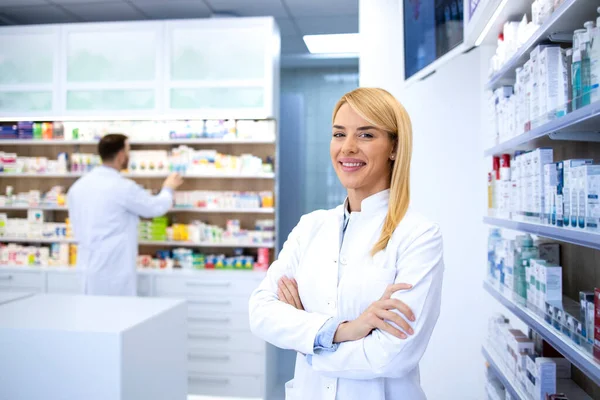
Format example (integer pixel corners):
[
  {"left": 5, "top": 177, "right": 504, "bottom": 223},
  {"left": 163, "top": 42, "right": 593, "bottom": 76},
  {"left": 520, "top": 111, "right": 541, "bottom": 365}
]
[
  {"left": 327, "top": 300, "right": 336, "bottom": 309},
  {"left": 340, "top": 256, "right": 347, "bottom": 265}
]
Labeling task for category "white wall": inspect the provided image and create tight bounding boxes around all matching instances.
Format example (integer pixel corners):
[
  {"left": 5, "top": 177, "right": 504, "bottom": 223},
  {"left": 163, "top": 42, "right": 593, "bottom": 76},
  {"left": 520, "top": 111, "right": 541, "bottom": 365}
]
[{"left": 359, "top": 1, "right": 504, "bottom": 398}]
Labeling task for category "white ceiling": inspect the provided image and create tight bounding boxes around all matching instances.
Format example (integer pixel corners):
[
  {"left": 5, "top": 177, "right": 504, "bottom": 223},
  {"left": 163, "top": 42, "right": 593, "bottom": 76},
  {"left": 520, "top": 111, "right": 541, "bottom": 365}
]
[{"left": 0, "top": 0, "right": 359, "bottom": 55}]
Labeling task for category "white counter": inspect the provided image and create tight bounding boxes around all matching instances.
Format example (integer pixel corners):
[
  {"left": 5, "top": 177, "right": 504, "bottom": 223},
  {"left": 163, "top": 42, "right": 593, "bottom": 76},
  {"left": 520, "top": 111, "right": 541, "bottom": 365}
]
[
  {"left": 0, "top": 291, "right": 33, "bottom": 305},
  {"left": 0, "top": 294, "right": 188, "bottom": 400}
]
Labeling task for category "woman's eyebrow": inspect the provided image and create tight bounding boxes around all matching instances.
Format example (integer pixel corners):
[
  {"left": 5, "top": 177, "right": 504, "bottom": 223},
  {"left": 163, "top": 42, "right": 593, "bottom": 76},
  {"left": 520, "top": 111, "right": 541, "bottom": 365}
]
[{"left": 333, "top": 125, "right": 345, "bottom": 129}]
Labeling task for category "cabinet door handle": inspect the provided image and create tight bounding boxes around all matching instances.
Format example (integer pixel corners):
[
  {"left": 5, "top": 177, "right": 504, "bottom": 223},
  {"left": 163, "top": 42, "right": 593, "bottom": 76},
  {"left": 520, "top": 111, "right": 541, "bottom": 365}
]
[
  {"left": 186, "top": 281, "right": 231, "bottom": 288},
  {"left": 189, "top": 376, "right": 229, "bottom": 385},
  {"left": 0, "top": 275, "right": 12, "bottom": 281},
  {"left": 188, "top": 300, "right": 231, "bottom": 306},
  {"left": 189, "top": 333, "right": 231, "bottom": 341},
  {"left": 189, "top": 354, "right": 231, "bottom": 362},
  {"left": 188, "top": 316, "right": 231, "bottom": 324}
]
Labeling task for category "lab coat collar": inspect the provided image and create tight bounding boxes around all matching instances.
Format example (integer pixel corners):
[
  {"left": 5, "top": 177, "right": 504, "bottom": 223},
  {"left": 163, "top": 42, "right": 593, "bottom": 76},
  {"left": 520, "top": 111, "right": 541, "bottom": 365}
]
[
  {"left": 97, "top": 165, "right": 121, "bottom": 176},
  {"left": 342, "top": 189, "right": 390, "bottom": 216}
]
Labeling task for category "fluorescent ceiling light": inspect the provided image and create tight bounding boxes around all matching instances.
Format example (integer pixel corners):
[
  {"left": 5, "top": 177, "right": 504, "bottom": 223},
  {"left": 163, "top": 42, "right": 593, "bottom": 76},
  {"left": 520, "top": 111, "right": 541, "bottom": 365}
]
[
  {"left": 475, "top": 0, "right": 509, "bottom": 46},
  {"left": 303, "top": 33, "right": 360, "bottom": 54}
]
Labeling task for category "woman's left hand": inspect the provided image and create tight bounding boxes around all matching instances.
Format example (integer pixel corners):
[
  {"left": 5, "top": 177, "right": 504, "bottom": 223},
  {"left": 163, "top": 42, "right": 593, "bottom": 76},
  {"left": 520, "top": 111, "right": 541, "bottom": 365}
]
[{"left": 277, "top": 276, "right": 304, "bottom": 310}]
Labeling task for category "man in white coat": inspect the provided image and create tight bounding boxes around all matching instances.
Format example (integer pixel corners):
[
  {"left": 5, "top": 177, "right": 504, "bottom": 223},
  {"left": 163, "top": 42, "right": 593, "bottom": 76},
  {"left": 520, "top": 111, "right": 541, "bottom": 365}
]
[{"left": 68, "top": 134, "right": 183, "bottom": 296}]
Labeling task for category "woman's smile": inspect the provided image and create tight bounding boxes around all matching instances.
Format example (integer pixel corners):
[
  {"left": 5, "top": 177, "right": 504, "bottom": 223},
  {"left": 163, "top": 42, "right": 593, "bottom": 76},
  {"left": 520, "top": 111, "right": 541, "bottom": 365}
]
[{"left": 339, "top": 157, "right": 367, "bottom": 172}]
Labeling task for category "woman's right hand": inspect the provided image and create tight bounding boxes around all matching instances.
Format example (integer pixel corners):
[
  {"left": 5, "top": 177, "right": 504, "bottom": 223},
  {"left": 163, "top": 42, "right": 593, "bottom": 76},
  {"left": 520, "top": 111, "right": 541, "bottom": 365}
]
[{"left": 333, "top": 283, "right": 415, "bottom": 343}]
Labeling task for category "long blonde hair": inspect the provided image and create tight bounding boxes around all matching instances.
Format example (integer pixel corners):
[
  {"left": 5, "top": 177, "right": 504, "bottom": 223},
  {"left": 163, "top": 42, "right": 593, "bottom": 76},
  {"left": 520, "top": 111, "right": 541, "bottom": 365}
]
[{"left": 332, "top": 88, "right": 413, "bottom": 255}]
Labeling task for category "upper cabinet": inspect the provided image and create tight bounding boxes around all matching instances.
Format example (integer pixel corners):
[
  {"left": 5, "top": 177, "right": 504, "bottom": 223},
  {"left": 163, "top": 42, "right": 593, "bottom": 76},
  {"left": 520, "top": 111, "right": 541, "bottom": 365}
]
[
  {"left": 0, "top": 18, "right": 279, "bottom": 120},
  {"left": 0, "top": 26, "right": 59, "bottom": 115},
  {"left": 165, "top": 18, "right": 277, "bottom": 119},
  {"left": 62, "top": 22, "right": 162, "bottom": 116}
]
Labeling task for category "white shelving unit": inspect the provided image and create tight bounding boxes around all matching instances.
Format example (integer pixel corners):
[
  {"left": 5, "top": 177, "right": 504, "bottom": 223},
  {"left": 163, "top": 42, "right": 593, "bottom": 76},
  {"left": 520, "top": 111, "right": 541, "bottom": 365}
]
[
  {"left": 0, "top": 171, "right": 276, "bottom": 179},
  {"left": 0, "top": 138, "right": 276, "bottom": 145},
  {"left": 479, "top": 1, "right": 600, "bottom": 397}
]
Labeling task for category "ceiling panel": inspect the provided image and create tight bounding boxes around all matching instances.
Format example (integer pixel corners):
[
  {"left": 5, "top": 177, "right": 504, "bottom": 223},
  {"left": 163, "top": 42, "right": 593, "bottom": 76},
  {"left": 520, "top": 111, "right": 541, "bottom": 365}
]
[
  {"left": 132, "top": 1, "right": 211, "bottom": 19},
  {"left": 285, "top": 0, "right": 358, "bottom": 17},
  {"left": 275, "top": 17, "right": 297, "bottom": 36},
  {"left": 63, "top": 2, "right": 146, "bottom": 22},
  {"left": 295, "top": 15, "right": 358, "bottom": 35},
  {"left": 0, "top": 0, "right": 47, "bottom": 6},
  {"left": 205, "top": 0, "right": 287, "bottom": 17},
  {"left": 0, "top": 4, "right": 79, "bottom": 24},
  {"left": 281, "top": 35, "right": 307, "bottom": 54}
]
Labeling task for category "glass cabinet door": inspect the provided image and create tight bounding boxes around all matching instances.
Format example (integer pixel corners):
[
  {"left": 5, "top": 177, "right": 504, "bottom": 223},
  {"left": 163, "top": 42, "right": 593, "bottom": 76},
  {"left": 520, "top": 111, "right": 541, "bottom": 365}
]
[
  {"left": 0, "top": 27, "right": 58, "bottom": 115},
  {"left": 166, "top": 20, "right": 274, "bottom": 117},
  {"left": 63, "top": 22, "right": 161, "bottom": 114}
]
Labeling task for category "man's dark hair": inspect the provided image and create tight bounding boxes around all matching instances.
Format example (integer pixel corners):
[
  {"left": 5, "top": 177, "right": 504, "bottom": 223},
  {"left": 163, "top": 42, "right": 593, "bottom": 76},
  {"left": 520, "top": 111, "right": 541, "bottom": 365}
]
[{"left": 98, "top": 134, "right": 128, "bottom": 161}]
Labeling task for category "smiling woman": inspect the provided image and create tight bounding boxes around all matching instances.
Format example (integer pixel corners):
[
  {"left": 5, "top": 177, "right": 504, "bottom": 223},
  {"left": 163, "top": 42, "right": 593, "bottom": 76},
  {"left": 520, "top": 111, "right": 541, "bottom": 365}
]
[{"left": 249, "top": 88, "right": 444, "bottom": 400}]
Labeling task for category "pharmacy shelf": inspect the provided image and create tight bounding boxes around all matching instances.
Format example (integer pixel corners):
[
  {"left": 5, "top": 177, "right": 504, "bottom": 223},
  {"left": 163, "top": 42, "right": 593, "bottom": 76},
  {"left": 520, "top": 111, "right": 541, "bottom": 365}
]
[
  {"left": 0, "top": 237, "right": 274, "bottom": 248},
  {"left": 0, "top": 172, "right": 276, "bottom": 179},
  {"left": 484, "top": 281, "right": 600, "bottom": 386},
  {"left": 484, "top": 100, "right": 600, "bottom": 156},
  {"left": 0, "top": 205, "right": 275, "bottom": 214},
  {"left": 0, "top": 265, "right": 267, "bottom": 277},
  {"left": 482, "top": 346, "right": 529, "bottom": 400},
  {"left": 138, "top": 240, "right": 274, "bottom": 249},
  {"left": 0, "top": 237, "right": 75, "bottom": 244},
  {"left": 485, "top": 0, "right": 599, "bottom": 90},
  {"left": 0, "top": 138, "right": 276, "bottom": 145},
  {"left": 483, "top": 216, "right": 600, "bottom": 250}
]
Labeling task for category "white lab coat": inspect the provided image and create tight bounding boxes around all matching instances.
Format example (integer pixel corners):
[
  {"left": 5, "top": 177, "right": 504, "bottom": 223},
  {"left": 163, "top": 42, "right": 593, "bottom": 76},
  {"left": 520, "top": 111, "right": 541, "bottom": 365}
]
[
  {"left": 67, "top": 166, "right": 173, "bottom": 296},
  {"left": 249, "top": 190, "right": 444, "bottom": 400}
]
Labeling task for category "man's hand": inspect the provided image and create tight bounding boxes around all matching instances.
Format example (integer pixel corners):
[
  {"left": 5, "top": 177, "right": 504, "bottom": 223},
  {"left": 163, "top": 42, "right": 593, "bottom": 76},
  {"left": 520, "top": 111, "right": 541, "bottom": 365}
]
[{"left": 163, "top": 173, "right": 183, "bottom": 191}]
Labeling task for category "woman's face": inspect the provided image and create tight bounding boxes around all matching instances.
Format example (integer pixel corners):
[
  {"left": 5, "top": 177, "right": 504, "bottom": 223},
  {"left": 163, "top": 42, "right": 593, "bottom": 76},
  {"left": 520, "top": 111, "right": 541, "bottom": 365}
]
[{"left": 330, "top": 103, "right": 396, "bottom": 195}]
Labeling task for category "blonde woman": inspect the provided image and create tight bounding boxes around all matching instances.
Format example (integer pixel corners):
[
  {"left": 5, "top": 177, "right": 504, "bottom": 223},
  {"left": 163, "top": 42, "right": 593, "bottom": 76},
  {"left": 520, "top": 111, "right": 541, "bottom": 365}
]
[{"left": 249, "top": 88, "right": 444, "bottom": 399}]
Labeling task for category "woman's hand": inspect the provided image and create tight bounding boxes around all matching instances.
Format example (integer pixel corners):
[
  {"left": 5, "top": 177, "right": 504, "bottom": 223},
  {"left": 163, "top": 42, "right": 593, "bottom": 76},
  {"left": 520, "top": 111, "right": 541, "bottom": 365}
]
[
  {"left": 277, "top": 276, "right": 304, "bottom": 310},
  {"left": 334, "top": 283, "right": 415, "bottom": 343}
]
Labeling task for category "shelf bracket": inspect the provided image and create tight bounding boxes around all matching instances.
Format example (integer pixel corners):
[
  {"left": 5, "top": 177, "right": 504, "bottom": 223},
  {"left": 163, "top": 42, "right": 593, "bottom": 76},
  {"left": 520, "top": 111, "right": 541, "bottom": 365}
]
[
  {"left": 548, "top": 131, "right": 600, "bottom": 142},
  {"left": 548, "top": 32, "right": 573, "bottom": 43}
]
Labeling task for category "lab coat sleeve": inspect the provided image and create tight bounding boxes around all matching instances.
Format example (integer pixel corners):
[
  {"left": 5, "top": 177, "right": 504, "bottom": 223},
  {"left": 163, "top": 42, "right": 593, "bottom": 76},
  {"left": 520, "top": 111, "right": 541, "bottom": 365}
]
[
  {"left": 310, "top": 224, "right": 444, "bottom": 379},
  {"left": 120, "top": 180, "right": 173, "bottom": 218},
  {"left": 249, "top": 214, "right": 333, "bottom": 355}
]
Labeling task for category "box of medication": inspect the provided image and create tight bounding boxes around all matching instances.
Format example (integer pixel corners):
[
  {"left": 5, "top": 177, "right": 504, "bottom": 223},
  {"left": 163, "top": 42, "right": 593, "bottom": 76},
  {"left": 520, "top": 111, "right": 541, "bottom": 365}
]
[
  {"left": 538, "top": 242, "right": 560, "bottom": 265},
  {"left": 577, "top": 165, "right": 600, "bottom": 231},
  {"left": 563, "top": 160, "right": 593, "bottom": 227},
  {"left": 544, "top": 163, "right": 558, "bottom": 224},
  {"left": 580, "top": 291, "right": 595, "bottom": 342},
  {"left": 535, "top": 358, "right": 557, "bottom": 400},
  {"left": 594, "top": 289, "right": 600, "bottom": 360},
  {"left": 538, "top": 46, "right": 568, "bottom": 120},
  {"left": 555, "top": 162, "right": 564, "bottom": 226}
]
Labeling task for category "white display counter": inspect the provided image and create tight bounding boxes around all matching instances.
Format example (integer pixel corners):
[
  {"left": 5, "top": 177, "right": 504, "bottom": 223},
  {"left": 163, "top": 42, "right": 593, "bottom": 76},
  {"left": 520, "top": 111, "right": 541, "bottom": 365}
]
[
  {"left": 0, "top": 294, "right": 187, "bottom": 400},
  {"left": 0, "top": 291, "right": 33, "bottom": 305}
]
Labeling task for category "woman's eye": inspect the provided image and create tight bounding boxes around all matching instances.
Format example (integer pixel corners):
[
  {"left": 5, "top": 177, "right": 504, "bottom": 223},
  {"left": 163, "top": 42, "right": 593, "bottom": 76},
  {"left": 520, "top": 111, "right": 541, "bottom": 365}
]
[
  {"left": 359, "top": 132, "right": 374, "bottom": 138},
  {"left": 333, "top": 132, "right": 345, "bottom": 138}
]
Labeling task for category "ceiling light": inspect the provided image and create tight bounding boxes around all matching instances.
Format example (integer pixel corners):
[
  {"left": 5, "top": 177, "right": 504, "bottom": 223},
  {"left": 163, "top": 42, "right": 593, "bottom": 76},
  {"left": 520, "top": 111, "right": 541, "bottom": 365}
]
[
  {"left": 303, "top": 33, "right": 360, "bottom": 54},
  {"left": 475, "top": 0, "right": 509, "bottom": 47}
]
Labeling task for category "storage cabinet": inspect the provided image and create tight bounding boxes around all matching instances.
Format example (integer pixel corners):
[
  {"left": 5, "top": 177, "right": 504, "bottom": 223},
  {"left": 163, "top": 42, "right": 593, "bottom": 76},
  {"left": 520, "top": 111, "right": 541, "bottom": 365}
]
[
  {"left": 0, "top": 18, "right": 278, "bottom": 119},
  {"left": 0, "top": 270, "right": 45, "bottom": 292},
  {"left": 0, "top": 26, "right": 59, "bottom": 115}
]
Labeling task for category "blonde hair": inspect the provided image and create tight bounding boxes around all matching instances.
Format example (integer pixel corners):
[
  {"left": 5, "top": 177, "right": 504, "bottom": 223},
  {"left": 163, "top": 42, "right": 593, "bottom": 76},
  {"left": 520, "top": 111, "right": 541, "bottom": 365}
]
[{"left": 332, "top": 88, "right": 413, "bottom": 255}]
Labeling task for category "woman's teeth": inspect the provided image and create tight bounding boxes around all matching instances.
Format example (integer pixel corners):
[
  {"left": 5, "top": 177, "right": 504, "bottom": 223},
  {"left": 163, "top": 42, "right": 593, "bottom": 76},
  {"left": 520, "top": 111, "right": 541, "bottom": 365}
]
[{"left": 342, "top": 162, "right": 364, "bottom": 167}]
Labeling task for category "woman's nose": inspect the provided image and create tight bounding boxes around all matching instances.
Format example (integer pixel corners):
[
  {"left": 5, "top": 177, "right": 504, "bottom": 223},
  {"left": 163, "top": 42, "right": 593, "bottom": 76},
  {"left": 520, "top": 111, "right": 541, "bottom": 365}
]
[{"left": 341, "top": 135, "right": 358, "bottom": 154}]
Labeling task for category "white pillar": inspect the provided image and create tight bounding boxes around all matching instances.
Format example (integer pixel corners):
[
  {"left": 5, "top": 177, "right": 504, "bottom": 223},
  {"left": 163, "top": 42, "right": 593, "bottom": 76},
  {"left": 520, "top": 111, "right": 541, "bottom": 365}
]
[{"left": 359, "top": 0, "right": 404, "bottom": 94}]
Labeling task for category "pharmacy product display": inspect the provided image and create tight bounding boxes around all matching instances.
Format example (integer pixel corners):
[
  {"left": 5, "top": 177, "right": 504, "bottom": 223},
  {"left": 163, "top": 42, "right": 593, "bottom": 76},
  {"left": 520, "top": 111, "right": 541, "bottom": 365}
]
[
  {"left": 487, "top": 14, "right": 600, "bottom": 148},
  {"left": 489, "top": 1, "right": 569, "bottom": 75},
  {"left": 487, "top": 148, "right": 600, "bottom": 232},
  {"left": 0, "top": 119, "right": 276, "bottom": 142},
  {"left": 0, "top": 243, "right": 77, "bottom": 267},
  {"left": 0, "top": 187, "right": 274, "bottom": 211},
  {"left": 487, "top": 229, "right": 600, "bottom": 358},
  {"left": 485, "top": 314, "right": 590, "bottom": 400},
  {"left": 173, "top": 190, "right": 274, "bottom": 210},
  {"left": 137, "top": 247, "right": 269, "bottom": 271},
  {"left": 0, "top": 148, "right": 274, "bottom": 176},
  {"left": 138, "top": 217, "right": 275, "bottom": 246},
  {"left": 0, "top": 211, "right": 71, "bottom": 241}
]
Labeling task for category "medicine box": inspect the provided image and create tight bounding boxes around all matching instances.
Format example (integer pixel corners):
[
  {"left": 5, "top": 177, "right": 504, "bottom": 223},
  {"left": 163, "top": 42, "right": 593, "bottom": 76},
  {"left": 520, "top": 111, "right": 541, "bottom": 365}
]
[
  {"left": 538, "top": 242, "right": 560, "bottom": 265},
  {"left": 555, "top": 162, "right": 564, "bottom": 226},
  {"left": 535, "top": 358, "right": 557, "bottom": 400},
  {"left": 563, "top": 160, "right": 593, "bottom": 227},
  {"left": 580, "top": 291, "right": 595, "bottom": 342},
  {"left": 538, "top": 46, "right": 568, "bottom": 120},
  {"left": 544, "top": 164, "right": 558, "bottom": 224},
  {"left": 577, "top": 165, "right": 600, "bottom": 231}
]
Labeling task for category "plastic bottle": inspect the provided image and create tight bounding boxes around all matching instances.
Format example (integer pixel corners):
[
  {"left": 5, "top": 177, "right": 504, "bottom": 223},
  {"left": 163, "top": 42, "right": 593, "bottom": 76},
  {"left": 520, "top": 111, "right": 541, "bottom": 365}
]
[
  {"left": 582, "top": 21, "right": 595, "bottom": 106},
  {"left": 589, "top": 13, "right": 600, "bottom": 103},
  {"left": 566, "top": 48, "right": 573, "bottom": 112}
]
